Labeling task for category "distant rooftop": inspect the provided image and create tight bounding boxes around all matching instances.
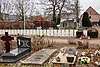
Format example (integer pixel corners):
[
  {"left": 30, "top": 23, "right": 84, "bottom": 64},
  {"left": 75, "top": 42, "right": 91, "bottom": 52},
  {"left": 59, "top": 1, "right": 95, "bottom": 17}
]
[{"left": 85, "top": 6, "right": 100, "bottom": 15}]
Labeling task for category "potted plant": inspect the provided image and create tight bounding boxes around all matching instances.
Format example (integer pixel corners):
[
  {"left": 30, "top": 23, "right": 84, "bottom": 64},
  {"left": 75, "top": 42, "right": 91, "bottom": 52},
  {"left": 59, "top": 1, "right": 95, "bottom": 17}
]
[{"left": 79, "top": 57, "right": 90, "bottom": 64}]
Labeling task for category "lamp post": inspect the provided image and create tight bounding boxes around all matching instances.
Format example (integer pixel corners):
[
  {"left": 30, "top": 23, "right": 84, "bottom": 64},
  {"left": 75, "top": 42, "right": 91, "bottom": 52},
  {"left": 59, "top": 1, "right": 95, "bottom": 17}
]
[
  {"left": 23, "top": 0, "right": 25, "bottom": 35},
  {"left": 24, "top": 11, "right": 25, "bottom": 30}
]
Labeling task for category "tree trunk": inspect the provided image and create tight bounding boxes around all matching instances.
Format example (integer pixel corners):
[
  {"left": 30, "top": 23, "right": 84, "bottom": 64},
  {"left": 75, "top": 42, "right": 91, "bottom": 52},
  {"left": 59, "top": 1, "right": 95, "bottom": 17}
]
[
  {"left": 52, "top": 5, "right": 56, "bottom": 25},
  {"left": 0, "top": 4, "right": 3, "bottom": 21},
  {"left": 57, "top": 13, "right": 61, "bottom": 25}
]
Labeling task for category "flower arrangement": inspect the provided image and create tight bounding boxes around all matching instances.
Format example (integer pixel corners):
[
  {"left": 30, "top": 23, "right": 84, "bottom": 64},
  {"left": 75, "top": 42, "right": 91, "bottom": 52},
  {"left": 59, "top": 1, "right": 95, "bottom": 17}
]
[{"left": 79, "top": 56, "right": 90, "bottom": 64}]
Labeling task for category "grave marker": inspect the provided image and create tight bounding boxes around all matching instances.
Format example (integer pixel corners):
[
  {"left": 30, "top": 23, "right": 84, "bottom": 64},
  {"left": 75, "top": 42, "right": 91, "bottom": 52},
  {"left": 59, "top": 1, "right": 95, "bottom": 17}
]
[
  {"left": 1, "top": 32, "right": 14, "bottom": 53},
  {"left": 17, "top": 37, "right": 31, "bottom": 52},
  {"left": 0, "top": 36, "right": 31, "bottom": 63},
  {"left": 21, "top": 49, "right": 57, "bottom": 66}
]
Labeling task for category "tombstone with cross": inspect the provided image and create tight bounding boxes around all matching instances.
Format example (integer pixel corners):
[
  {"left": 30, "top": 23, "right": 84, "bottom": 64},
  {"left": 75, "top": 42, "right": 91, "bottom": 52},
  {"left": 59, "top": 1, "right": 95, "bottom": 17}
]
[
  {"left": 0, "top": 34, "right": 31, "bottom": 63},
  {"left": 1, "top": 32, "right": 14, "bottom": 53}
]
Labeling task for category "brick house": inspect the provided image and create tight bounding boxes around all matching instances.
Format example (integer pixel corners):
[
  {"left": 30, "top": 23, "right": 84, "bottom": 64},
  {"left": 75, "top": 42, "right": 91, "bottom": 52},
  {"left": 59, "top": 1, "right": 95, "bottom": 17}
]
[{"left": 80, "top": 6, "right": 100, "bottom": 26}]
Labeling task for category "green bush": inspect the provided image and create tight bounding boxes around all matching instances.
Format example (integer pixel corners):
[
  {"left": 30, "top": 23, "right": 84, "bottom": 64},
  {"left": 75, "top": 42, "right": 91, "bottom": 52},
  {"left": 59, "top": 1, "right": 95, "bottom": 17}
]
[
  {"left": 82, "top": 12, "right": 92, "bottom": 27},
  {"left": 87, "top": 28, "right": 98, "bottom": 38},
  {"left": 87, "top": 32, "right": 98, "bottom": 38}
]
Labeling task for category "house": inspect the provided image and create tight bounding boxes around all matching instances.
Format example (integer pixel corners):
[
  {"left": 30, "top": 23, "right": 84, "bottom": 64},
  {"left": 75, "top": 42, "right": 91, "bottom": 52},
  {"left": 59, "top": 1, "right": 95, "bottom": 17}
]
[
  {"left": 67, "top": 19, "right": 76, "bottom": 28},
  {"left": 60, "top": 18, "right": 76, "bottom": 29},
  {"left": 60, "top": 4, "right": 77, "bottom": 29},
  {"left": 60, "top": 19, "right": 67, "bottom": 29},
  {"left": 80, "top": 6, "right": 100, "bottom": 26}
]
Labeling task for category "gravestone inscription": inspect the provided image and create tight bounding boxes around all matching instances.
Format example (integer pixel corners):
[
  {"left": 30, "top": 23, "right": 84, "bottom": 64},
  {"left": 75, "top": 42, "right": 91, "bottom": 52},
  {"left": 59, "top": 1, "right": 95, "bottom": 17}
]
[{"left": 17, "top": 37, "right": 31, "bottom": 52}]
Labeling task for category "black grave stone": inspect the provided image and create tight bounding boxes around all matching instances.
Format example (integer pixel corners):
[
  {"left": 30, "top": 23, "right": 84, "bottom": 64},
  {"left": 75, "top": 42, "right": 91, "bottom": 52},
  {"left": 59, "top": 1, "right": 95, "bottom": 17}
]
[
  {"left": 0, "top": 36, "right": 31, "bottom": 63},
  {"left": 17, "top": 37, "right": 31, "bottom": 52}
]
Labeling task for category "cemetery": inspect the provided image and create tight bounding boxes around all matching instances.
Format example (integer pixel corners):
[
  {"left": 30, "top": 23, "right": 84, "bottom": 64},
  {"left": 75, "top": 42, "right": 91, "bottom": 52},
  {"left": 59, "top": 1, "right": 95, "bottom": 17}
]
[
  {"left": 0, "top": 0, "right": 100, "bottom": 66},
  {"left": 0, "top": 30, "right": 99, "bottom": 67}
]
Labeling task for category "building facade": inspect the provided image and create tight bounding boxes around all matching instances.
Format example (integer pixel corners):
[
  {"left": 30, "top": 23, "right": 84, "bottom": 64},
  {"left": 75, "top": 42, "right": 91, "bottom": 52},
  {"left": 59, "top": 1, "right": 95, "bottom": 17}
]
[
  {"left": 60, "top": 0, "right": 78, "bottom": 29},
  {"left": 80, "top": 6, "right": 100, "bottom": 27}
]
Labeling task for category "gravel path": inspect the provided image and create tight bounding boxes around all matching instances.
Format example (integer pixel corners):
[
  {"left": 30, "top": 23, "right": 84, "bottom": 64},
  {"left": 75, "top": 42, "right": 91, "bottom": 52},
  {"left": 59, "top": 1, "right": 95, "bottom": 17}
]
[{"left": 44, "top": 36, "right": 100, "bottom": 49}]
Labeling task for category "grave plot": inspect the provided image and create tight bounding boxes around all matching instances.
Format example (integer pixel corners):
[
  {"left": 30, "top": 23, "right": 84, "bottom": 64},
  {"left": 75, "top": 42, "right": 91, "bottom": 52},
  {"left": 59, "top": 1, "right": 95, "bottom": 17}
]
[
  {"left": 0, "top": 32, "right": 31, "bottom": 63},
  {"left": 76, "top": 49, "right": 100, "bottom": 67},
  {"left": 21, "top": 49, "right": 57, "bottom": 67},
  {"left": 52, "top": 47, "right": 77, "bottom": 67}
]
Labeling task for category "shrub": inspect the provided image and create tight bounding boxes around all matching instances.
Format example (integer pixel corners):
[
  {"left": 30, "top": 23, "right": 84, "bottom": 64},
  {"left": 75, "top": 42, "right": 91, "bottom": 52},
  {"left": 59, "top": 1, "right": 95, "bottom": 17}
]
[
  {"left": 82, "top": 12, "right": 92, "bottom": 27},
  {"left": 87, "top": 28, "right": 98, "bottom": 38}
]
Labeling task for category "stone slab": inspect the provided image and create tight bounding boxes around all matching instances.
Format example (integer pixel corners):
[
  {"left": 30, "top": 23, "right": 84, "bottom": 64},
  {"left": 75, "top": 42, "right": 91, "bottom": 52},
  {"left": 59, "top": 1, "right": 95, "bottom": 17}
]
[
  {"left": 0, "top": 48, "right": 30, "bottom": 63},
  {"left": 21, "top": 49, "right": 57, "bottom": 65}
]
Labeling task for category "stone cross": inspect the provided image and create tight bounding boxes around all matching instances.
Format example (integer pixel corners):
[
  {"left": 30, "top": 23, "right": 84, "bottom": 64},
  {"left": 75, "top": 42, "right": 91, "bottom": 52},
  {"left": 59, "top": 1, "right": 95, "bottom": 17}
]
[{"left": 1, "top": 32, "right": 14, "bottom": 53}]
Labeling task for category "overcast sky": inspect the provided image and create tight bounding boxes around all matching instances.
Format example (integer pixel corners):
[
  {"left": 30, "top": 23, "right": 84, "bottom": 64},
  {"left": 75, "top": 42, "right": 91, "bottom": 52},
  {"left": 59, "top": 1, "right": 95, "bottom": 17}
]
[{"left": 80, "top": 0, "right": 100, "bottom": 14}]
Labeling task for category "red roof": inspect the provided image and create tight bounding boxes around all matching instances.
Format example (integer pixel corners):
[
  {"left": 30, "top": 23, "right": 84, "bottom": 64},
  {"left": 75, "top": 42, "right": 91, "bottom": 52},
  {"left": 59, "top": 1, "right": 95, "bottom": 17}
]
[{"left": 86, "top": 6, "right": 100, "bottom": 15}]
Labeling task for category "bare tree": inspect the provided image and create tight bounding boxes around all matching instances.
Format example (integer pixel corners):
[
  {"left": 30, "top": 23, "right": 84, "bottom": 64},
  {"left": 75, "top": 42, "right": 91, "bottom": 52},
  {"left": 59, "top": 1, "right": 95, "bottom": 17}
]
[
  {"left": 0, "top": 0, "right": 3, "bottom": 21},
  {"left": 13, "top": 0, "right": 26, "bottom": 21},
  {"left": 74, "top": 0, "right": 80, "bottom": 23},
  {"left": 38, "top": 0, "right": 80, "bottom": 27},
  {"left": 2, "top": 1, "right": 13, "bottom": 14},
  {"left": 29, "top": 2, "right": 36, "bottom": 16},
  {"left": 56, "top": 0, "right": 66, "bottom": 25},
  {"left": 38, "top": 0, "right": 68, "bottom": 26},
  {"left": 13, "top": 0, "right": 36, "bottom": 21},
  {"left": 0, "top": 0, "right": 1, "bottom": 13},
  {"left": 0, "top": 0, "right": 2, "bottom": 21},
  {"left": 1, "top": 0, "right": 14, "bottom": 21}
]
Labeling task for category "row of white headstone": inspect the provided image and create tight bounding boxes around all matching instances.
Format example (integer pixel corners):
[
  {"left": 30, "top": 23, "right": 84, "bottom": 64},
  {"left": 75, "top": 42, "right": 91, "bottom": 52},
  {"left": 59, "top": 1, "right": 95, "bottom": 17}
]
[{"left": 0, "top": 29, "right": 87, "bottom": 37}]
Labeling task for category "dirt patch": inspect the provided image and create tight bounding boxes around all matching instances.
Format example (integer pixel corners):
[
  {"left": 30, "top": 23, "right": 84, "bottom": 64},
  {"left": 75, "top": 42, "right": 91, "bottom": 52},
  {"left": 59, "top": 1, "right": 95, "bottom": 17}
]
[{"left": 0, "top": 36, "right": 100, "bottom": 51}]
